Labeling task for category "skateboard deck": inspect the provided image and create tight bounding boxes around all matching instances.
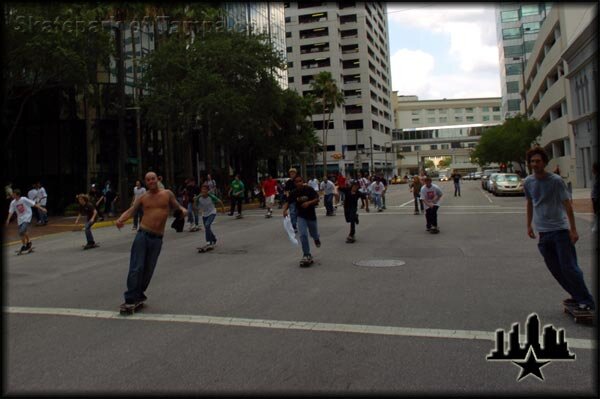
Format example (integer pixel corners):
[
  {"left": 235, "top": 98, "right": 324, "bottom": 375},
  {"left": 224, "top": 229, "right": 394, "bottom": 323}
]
[
  {"left": 265, "top": 214, "right": 272, "bottom": 218},
  {"left": 563, "top": 304, "right": 594, "bottom": 325},
  {"left": 197, "top": 245, "right": 215, "bottom": 253},
  {"left": 119, "top": 302, "right": 144, "bottom": 316},
  {"left": 82, "top": 243, "right": 100, "bottom": 249},
  {"left": 299, "top": 258, "right": 314, "bottom": 268},
  {"left": 346, "top": 237, "right": 356, "bottom": 243},
  {"left": 16, "top": 247, "right": 34, "bottom": 255},
  {"left": 235, "top": 214, "right": 244, "bottom": 219},
  {"left": 429, "top": 228, "right": 440, "bottom": 234}
]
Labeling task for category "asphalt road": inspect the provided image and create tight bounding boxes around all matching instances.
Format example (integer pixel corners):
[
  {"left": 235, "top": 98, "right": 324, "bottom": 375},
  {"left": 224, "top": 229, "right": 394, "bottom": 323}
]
[{"left": 4, "top": 180, "right": 598, "bottom": 395}]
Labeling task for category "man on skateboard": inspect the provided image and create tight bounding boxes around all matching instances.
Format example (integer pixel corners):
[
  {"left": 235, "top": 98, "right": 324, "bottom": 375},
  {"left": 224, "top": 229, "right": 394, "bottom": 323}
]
[
  {"left": 524, "top": 147, "right": 595, "bottom": 316},
  {"left": 75, "top": 194, "right": 99, "bottom": 249},
  {"left": 115, "top": 172, "right": 188, "bottom": 314},
  {"left": 420, "top": 176, "right": 443, "bottom": 233},
  {"left": 283, "top": 175, "right": 321, "bottom": 267},
  {"left": 194, "top": 184, "right": 225, "bottom": 252},
  {"left": 261, "top": 174, "right": 277, "bottom": 218},
  {"left": 6, "top": 189, "right": 47, "bottom": 254},
  {"left": 337, "top": 180, "right": 369, "bottom": 243}
]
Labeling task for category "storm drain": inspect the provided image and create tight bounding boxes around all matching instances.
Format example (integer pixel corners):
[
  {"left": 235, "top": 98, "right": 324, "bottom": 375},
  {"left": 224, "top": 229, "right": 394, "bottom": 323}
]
[{"left": 353, "top": 259, "right": 406, "bottom": 267}]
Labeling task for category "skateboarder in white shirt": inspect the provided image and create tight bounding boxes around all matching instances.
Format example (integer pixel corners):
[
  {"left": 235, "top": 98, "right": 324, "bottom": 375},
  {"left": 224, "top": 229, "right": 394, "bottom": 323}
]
[
  {"left": 419, "top": 176, "right": 443, "bottom": 233},
  {"left": 6, "top": 189, "right": 47, "bottom": 253}
]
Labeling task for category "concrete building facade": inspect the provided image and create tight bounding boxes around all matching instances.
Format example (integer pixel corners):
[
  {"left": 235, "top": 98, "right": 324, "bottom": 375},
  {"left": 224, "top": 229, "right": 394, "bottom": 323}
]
[
  {"left": 495, "top": 3, "right": 551, "bottom": 119},
  {"left": 522, "top": 4, "right": 597, "bottom": 188},
  {"left": 391, "top": 95, "right": 503, "bottom": 176},
  {"left": 284, "top": 1, "right": 394, "bottom": 177}
]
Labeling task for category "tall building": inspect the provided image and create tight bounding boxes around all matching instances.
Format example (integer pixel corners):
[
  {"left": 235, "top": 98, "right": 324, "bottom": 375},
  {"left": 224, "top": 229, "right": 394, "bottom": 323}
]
[
  {"left": 391, "top": 94, "right": 502, "bottom": 176},
  {"left": 522, "top": 4, "right": 597, "bottom": 188},
  {"left": 284, "top": 1, "right": 394, "bottom": 177},
  {"left": 495, "top": 3, "right": 552, "bottom": 119}
]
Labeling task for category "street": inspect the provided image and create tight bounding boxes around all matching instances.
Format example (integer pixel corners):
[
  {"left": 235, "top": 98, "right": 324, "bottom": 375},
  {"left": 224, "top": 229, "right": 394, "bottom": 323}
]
[{"left": 4, "top": 180, "right": 597, "bottom": 395}]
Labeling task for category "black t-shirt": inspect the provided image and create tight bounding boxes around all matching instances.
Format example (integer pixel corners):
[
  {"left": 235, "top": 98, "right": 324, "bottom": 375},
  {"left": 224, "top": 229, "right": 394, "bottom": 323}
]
[
  {"left": 79, "top": 203, "right": 96, "bottom": 221},
  {"left": 452, "top": 174, "right": 461, "bottom": 183},
  {"left": 340, "top": 187, "right": 366, "bottom": 213},
  {"left": 284, "top": 178, "right": 295, "bottom": 194},
  {"left": 288, "top": 186, "right": 319, "bottom": 220}
]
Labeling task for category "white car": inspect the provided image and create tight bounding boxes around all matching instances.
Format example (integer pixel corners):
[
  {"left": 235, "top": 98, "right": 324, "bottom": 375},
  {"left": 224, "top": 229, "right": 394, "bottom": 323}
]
[{"left": 439, "top": 175, "right": 449, "bottom": 182}]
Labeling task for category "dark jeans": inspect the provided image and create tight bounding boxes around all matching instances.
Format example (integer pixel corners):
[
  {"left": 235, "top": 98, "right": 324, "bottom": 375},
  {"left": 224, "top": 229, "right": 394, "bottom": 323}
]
[
  {"left": 537, "top": 230, "right": 595, "bottom": 307},
  {"left": 454, "top": 182, "right": 461, "bottom": 196},
  {"left": 414, "top": 195, "right": 424, "bottom": 212},
  {"left": 324, "top": 193, "right": 334, "bottom": 214},
  {"left": 425, "top": 206, "right": 439, "bottom": 228},
  {"left": 124, "top": 230, "right": 163, "bottom": 304},
  {"left": 230, "top": 196, "right": 243, "bottom": 215},
  {"left": 203, "top": 214, "right": 217, "bottom": 243},
  {"left": 289, "top": 202, "right": 297, "bottom": 229},
  {"left": 84, "top": 220, "right": 95, "bottom": 244}
]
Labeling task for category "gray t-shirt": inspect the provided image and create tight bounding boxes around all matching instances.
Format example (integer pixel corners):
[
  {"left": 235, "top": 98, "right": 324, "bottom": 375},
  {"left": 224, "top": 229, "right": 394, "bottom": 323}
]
[
  {"left": 523, "top": 173, "right": 570, "bottom": 232},
  {"left": 194, "top": 193, "right": 219, "bottom": 216}
]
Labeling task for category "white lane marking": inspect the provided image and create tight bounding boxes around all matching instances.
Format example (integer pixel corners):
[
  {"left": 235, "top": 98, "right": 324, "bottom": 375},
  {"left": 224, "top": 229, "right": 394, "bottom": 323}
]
[
  {"left": 480, "top": 189, "right": 494, "bottom": 203},
  {"left": 4, "top": 306, "right": 595, "bottom": 349},
  {"left": 398, "top": 199, "right": 415, "bottom": 207}
]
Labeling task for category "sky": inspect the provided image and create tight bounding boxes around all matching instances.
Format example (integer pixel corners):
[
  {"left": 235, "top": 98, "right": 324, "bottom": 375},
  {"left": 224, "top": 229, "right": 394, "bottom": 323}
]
[{"left": 386, "top": 3, "right": 502, "bottom": 100}]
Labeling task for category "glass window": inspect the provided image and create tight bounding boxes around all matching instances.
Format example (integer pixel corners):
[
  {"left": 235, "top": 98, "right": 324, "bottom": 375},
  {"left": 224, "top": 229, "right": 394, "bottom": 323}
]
[
  {"left": 502, "top": 28, "right": 522, "bottom": 40},
  {"left": 482, "top": 115, "right": 490, "bottom": 121},
  {"left": 427, "top": 117, "right": 436, "bottom": 123},
  {"left": 492, "top": 106, "right": 500, "bottom": 112},
  {"left": 523, "top": 41, "right": 535, "bottom": 53},
  {"left": 438, "top": 108, "right": 447, "bottom": 114},
  {"left": 288, "top": 76, "right": 294, "bottom": 83},
  {"left": 465, "top": 107, "right": 474, "bottom": 113},
  {"left": 454, "top": 108, "right": 463, "bottom": 113},
  {"left": 439, "top": 117, "right": 447, "bottom": 123},
  {"left": 427, "top": 109, "right": 435, "bottom": 114},
  {"left": 466, "top": 116, "right": 474, "bottom": 121},
  {"left": 501, "top": 10, "right": 519, "bottom": 22},
  {"left": 504, "top": 45, "right": 524, "bottom": 57},
  {"left": 493, "top": 115, "right": 501, "bottom": 121},
  {"left": 505, "top": 63, "right": 523, "bottom": 76},
  {"left": 520, "top": 4, "right": 540, "bottom": 17},
  {"left": 286, "top": 31, "right": 291, "bottom": 38},
  {"left": 523, "top": 22, "right": 541, "bottom": 34},
  {"left": 414, "top": 145, "right": 421, "bottom": 151},
  {"left": 287, "top": 61, "right": 293, "bottom": 68},
  {"left": 412, "top": 118, "right": 420, "bottom": 124},
  {"left": 507, "top": 81, "right": 520, "bottom": 93},
  {"left": 455, "top": 116, "right": 463, "bottom": 122},
  {"left": 482, "top": 106, "right": 490, "bottom": 112},
  {"left": 411, "top": 110, "right": 420, "bottom": 115},
  {"left": 286, "top": 46, "right": 292, "bottom": 53}
]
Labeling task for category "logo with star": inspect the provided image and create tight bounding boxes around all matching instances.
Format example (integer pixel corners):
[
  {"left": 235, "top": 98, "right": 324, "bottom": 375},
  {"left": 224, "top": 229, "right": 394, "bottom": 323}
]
[{"left": 487, "top": 313, "right": 575, "bottom": 382}]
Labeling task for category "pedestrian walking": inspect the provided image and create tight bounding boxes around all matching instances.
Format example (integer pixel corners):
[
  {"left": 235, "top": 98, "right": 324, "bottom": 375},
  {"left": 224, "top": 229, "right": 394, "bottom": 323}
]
[
  {"left": 205, "top": 174, "right": 217, "bottom": 195},
  {"left": 369, "top": 176, "right": 386, "bottom": 212},
  {"left": 524, "top": 147, "right": 595, "bottom": 312},
  {"left": 228, "top": 174, "right": 245, "bottom": 219},
  {"left": 410, "top": 175, "right": 424, "bottom": 214},
  {"left": 195, "top": 184, "right": 226, "bottom": 250},
  {"left": 5, "top": 189, "right": 47, "bottom": 253},
  {"left": 27, "top": 183, "right": 39, "bottom": 224},
  {"left": 35, "top": 182, "right": 48, "bottom": 225},
  {"left": 283, "top": 175, "right": 321, "bottom": 267},
  {"left": 132, "top": 180, "right": 146, "bottom": 231},
  {"left": 451, "top": 170, "right": 462, "bottom": 197},
  {"left": 308, "top": 176, "right": 320, "bottom": 192},
  {"left": 74, "top": 194, "right": 98, "bottom": 249},
  {"left": 89, "top": 184, "right": 105, "bottom": 221},
  {"left": 358, "top": 172, "right": 370, "bottom": 209},
  {"left": 420, "top": 176, "right": 443, "bottom": 233},
  {"left": 320, "top": 176, "right": 336, "bottom": 216},
  {"left": 261, "top": 174, "right": 278, "bottom": 218},
  {"left": 115, "top": 172, "right": 188, "bottom": 312},
  {"left": 380, "top": 174, "right": 388, "bottom": 209},
  {"left": 337, "top": 180, "right": 369, "bottom": 243},
  {"left": 336, "top": 173, "right": 347, "bottom": 206},
  {"left": 185, "top": 178, "right": 200, "bottom": 231},
  {"left": 284, "top": 168, "right": 299, "bottom": 231}
]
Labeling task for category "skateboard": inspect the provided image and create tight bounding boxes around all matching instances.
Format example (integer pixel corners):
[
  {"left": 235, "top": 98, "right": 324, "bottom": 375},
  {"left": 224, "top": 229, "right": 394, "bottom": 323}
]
[
  {"left": 119, "top": 302, "right": 144, "bottom": 316},
  {"left": 197, "top": 244, "right": 215, "bottom": 253},
  {"left": 563, "top": 304, "right": 594, "bottom": 325},
  {"left": 265, "top": 214, "right": 272, "bottom": 218},
  {"left": 429, "top": 228, "right": 440, "bottom": 234},
  {"left": 346, "top": 236, "right": 356, "bottom": 243},
  {"left": 235, "top": 214, "right": 243, "bottom": 219},
  {"left": 16, "top": 247, "right": 34, "bottom": 255},
  {"left": 82, "top": 243, "right": 100, "bottom": 250},
  {"left": 299, "top": 258, "right": 314, "bottom": 268}
]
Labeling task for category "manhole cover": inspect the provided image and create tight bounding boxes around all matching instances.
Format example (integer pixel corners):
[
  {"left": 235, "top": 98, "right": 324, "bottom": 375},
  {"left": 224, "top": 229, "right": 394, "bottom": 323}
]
[{"left": 353, "top": 259, "right": 406, "bottom": 267}]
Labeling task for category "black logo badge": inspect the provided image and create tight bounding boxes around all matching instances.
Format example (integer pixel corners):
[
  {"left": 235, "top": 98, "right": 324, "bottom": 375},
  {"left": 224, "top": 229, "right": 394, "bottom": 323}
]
[{"left": 487, "top": 313, "right": 575, "bottom": 381}]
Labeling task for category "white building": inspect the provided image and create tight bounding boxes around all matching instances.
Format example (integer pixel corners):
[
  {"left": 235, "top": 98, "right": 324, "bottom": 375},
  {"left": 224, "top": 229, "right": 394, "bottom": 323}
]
[
  {"left": 284, "top": 1, "right": 394, "bottom": 177},
  {"left": 495, "top": 3, "right": 551, "bottom": 119},
  {"left": 391, "top": 95, "right": 503, "bottom": 176},
  {"left": 522, "top": 3, "right": 597, "bottom": 188}
]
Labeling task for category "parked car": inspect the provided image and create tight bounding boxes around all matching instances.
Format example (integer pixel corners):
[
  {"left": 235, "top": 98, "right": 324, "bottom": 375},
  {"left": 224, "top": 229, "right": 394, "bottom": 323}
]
[
  {"left": 481, "top": 169, "right": 500, "bottom": 190},
  {"left": 439, "top": 175, "right": 449, "bottom": 182},
  {"left": 486, "top": 173, "right": 501, "bottom": 192},
  {"left": 473, "top": 172, "right": 482, "bottom": 180},
  {"left": 491, "top": 173, "right": 524, "bottom": 196}
]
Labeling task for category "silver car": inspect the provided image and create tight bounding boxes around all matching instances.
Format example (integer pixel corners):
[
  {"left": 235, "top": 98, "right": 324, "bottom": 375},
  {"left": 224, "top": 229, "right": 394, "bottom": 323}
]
[{"left": 491, "top": 173, "right": 524, "bottom": 196}]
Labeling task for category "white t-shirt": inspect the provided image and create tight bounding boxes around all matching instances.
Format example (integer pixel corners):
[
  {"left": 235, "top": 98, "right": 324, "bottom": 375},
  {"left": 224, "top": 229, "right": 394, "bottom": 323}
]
[
  {"left": 308, "top": 179, "right": 320, "bottom": 191},
  {"left": 27, "top": 188, "right": 38, "bottom": 202},
  {"left": 36, "top": 187, "right": 48, "bottom": 206},
  {"left": 320, "top": 180, "right": 335, "bottom": 195},
  {"left": 9, "top": 197, "right": 36, "bottom": 225},
  {"left": 133, "top": 186, "right": 146, "bottom": 200},
  {"left": 420, "top": 184, "right": 443, "bottom": 209},
  {"left": 369, "top": 181, "right": 385, "bottom": 195},
  {"left": 358, "top": 177, "right": 370, "bottom": 193}
]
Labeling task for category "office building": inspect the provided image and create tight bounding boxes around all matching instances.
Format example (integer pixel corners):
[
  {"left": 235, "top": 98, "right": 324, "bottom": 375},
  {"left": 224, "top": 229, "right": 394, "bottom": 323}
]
[{"left": 285, "top": 1, "right": 394, "bottom": 176}]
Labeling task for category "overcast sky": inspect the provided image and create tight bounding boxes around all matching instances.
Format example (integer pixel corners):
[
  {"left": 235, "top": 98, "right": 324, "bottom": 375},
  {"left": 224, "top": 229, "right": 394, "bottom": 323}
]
[{"left": 386, "top": 3, "right": 502, "bottom": 100}]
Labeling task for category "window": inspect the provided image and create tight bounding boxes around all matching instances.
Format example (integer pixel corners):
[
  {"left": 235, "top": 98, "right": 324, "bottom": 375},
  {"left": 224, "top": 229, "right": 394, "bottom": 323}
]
[
  {"left": 523, "top": 41, "right": 535, "bottom": 53},
  {"left": 427, "top": 117, "right": 436, "bottom": 123},
  {"left": 504, "top": 45, "right": 524, "bottom": 57},
  {"left": 507, "top": 81, "right": 520, "bottom": 93},
  {"left": 441, "top": 144, "right": 449, "bottom": 150},
  {"left": 465, "top": 107, "right": 473, "bottom": 113},
  {"left": 505, "top": 63, "right": 523, "bottom": 76},
  {"left": 412, "top": 118, "right": 420, "bottom": 124},
  {"left": 413, "top": 145, "right": 421, "bottom": 151},
  {"left": 493, "top": 115, "right": 501, "bottom": 121},
  {"left": 482, "top": 115, "right": 490, "bottom": 121},
  {"left": 523, "top": 22, "right": 541, "bottom": 34},
  {"left": 430, "top": 144, "right": 438, "bottom": 150},
  {"left": 466, "top": 116, "right": 475, "bottom": 122},
  {"left": 492, "top": 106, "right": 500, "bottom": 112},
  {"left": 427, "top": 109, "right": 435, "bottom": 114},
  {"left": 455, "top": 116, "right": 463, "bottom": 122},
  {"left": 287, "top": 61, "right": 294, "bottom": 68},
  {"left": 482, "top": 106, "right": 490, "bottom": 112},
  {"left": 302, "top": 75, "right": 315, "bottom": 84},
  {"left": 439, "top": 108, "right": 447, "bottom": 114},
  {"left": 285, "top": 16, "right": 291, "bottom": 23},
  {"left": 411, "top": 110, "right": 420, "bottom": 115},
  {"left": 502, "top": 28, "right": 522, "bottom": 40},
  {"left": 345, "top": 120, "right": 363, "bottom": 129},
  {"left": 286, "top": 46, "right": 292, "bottom": 53},
  {"left": 286, "top": 31, "right": 291, "bottom": 38},
  {"left": 288, "top": 76, "right": 294, "bottom": 83},
  {"left": 439, "top": 117, "right": 447, "bottom": 123},
  {"left": 501, "top": 10, "right": 519, "bottom": 22},
  {"left": 520, "top": 4, "right": 540, "bottom": 17},
  {"left": 454, "top": 108, "right": 463, "bottom": 113}
]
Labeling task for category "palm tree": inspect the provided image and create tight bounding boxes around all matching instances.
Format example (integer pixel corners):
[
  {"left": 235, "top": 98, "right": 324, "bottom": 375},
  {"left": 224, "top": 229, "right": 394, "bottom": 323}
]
[{"left": 310, "top": 71, "right": 344, "bottom": 180}]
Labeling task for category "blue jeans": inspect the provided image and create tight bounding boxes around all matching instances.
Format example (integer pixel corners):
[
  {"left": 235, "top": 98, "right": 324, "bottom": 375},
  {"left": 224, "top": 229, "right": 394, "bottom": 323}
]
[
  {"left": 454, "top": 182, "right": 461, "bottom": 196},
  {"left": 187, "top": 203, "right": 199, "bottom": 225},
  {"left": 425, "top": 206, "right": 439, "bottom": 228},
  {"left": 289, "top": 202, "right": 298, "bottom": 229},
  {"left": 297, "top": 216, "right": 320, "bottom": 257},
  {"left": 124, "top": 230, "right": 163, "bottom": 304},
  {"left": 84, "top": 220, "right": 95, "bottom": 244},
  {"left": 537, "top": 230, "right": 595, "bottom": 308},
  {"left": 372, "top": 193, "right": 382, "bottom": 209},
  {"left": 324, "top": 194, "right": 334, "bottom": 214},
  {"left": 203, "top": 213, "right": 217, "bottom": 243}
]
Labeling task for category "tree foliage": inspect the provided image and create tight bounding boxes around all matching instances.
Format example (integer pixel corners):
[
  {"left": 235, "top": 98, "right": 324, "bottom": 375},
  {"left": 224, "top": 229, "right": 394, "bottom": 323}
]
[{"left": 470, "top": 115, "right": 542, "bottom": 171}]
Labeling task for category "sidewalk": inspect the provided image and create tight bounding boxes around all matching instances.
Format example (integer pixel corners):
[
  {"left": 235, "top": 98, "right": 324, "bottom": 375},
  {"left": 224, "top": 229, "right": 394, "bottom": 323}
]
[
  {"left": 571, "top": 188, "right": 593, "bottom": 213},
  {"left": 3, "top": 200, "right": 266, "bottom": 245}
]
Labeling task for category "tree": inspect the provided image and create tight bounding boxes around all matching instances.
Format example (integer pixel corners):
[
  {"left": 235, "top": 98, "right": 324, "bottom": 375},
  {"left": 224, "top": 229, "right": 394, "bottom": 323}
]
[
  {"left": 310, "top": 71, "right": 344, "bottom": 180},
  {"left": 424, "top": 159, "right": 435, "bottom": 170},
  {"left": 438, "top": 156, "right": 452, "bottom": 169},
  {"left": 471, "top": 115, "right": 542, "bottom": 172}
]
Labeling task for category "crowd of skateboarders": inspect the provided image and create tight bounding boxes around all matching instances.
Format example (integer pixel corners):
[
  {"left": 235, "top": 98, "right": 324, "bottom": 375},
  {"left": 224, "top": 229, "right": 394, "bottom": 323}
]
[{"left": 5, "top": 146, "right": 598, "bottom": 318}]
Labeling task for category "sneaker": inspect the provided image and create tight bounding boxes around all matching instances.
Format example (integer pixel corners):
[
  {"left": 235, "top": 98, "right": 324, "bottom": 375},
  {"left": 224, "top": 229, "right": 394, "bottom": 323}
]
[
  {"left": 20, "top": 245, "right": 27, "bottom": 252},
  {"left": 26, "top": 241, "right": 32, "bottom": 249},
  {"left": 576, "top": 304, "right": 594, "bottom": 312},
  {"left": 83, "top": 243, "right": 94, "bottom": 250},
  {"left": 426, "top": 227, "right": 431, "bottom": 232},
  {"left": 314, "top": 239, "right": 321, "bottom": 248},
  {"left": 414, "top": 211, "right": 420, "bottom": 215},
  {"left": 377, "top": 209, "right": 383, "bottom": 212}
]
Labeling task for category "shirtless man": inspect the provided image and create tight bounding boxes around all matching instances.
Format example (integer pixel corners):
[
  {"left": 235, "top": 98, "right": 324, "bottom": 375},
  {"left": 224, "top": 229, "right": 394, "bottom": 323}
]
[{"left": 115, "top": 172, "right": 187, "bottom": 311}]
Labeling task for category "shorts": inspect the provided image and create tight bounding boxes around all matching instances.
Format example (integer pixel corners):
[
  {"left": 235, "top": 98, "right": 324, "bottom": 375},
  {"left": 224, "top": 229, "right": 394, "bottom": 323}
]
[
  {"left": 265, "top": 195, "right": 275, "bottom": 207},
  {"left": 18, "top": 222, "right": 30, "bottom": 236}
]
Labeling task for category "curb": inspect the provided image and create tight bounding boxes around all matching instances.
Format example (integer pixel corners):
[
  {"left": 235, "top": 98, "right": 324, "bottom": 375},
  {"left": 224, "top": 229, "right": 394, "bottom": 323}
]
[{"left": 91, "top": 219, "right": 132, "bottom": 229}]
